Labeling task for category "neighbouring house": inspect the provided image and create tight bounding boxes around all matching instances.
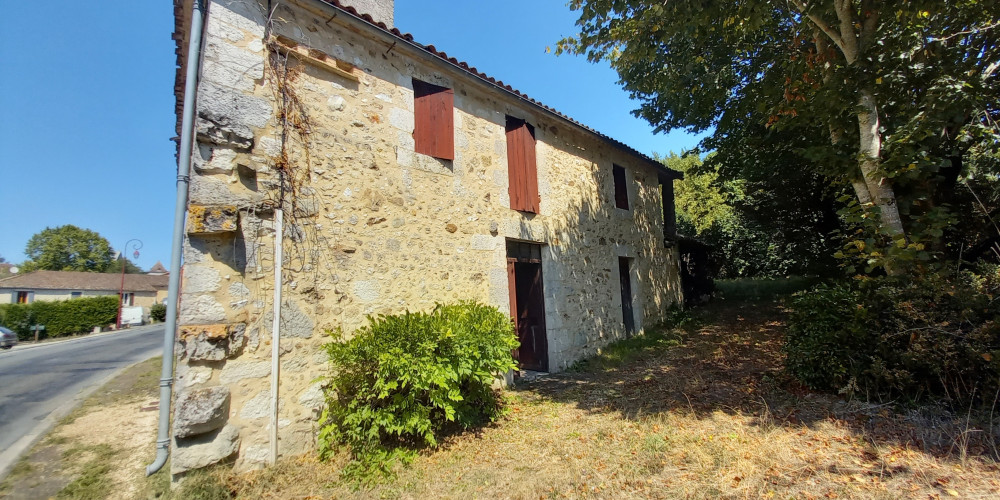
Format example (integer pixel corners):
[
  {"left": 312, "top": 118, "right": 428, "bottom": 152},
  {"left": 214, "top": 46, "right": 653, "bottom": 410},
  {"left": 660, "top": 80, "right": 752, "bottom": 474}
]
[
  {"left": 148, "top": 261, "right": 170, "bottom": 275},
  {"left": 170, "top": 0, "right": 683, "bottom": 476},
  {"left": 0, "top": 270, "right": 169, "bottom": 310}
]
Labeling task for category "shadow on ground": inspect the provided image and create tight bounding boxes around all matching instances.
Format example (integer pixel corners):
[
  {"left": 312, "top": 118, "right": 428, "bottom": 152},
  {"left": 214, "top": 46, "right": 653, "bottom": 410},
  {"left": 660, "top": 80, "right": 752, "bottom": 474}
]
[{"left": 519, "top": 298, "right": 1000, "bottom": 462}]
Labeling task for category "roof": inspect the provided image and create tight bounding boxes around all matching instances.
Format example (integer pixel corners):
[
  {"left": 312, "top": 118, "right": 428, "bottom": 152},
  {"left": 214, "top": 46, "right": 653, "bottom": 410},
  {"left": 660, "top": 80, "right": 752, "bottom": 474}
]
[
  {"left": 148, "top": 261, "right": 169, "bottom": 274},
  {"left": 0, "top": 271, "right": 169, "bottom": 293},
  {"left": 172, "top": 0, "right": 682, "bottom": 179}
]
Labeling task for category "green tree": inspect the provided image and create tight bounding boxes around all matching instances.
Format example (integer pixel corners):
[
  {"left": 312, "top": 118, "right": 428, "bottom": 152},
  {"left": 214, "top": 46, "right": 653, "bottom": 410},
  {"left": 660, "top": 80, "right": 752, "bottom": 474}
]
[
  {"left": 105, "top": 258, "right": 144, "bottom": 274},
  {"left": 22, "top": 225, "right": 114, "bottom": 272},
  {"left": 661, "top": 152, "right": 733, "bottom": 234},
  {"left": 664, "top": 152, "right": 840, "bottom": 278},
  {"left": 559, "top": 0, "right": 1000, "bottom": 272}
]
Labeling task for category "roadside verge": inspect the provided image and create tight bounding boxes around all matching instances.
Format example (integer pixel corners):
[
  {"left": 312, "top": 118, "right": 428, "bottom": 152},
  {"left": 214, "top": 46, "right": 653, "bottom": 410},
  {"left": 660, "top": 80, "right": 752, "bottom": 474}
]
[{"left": 0, "top": 354, "right": 161, "bottom": 484}]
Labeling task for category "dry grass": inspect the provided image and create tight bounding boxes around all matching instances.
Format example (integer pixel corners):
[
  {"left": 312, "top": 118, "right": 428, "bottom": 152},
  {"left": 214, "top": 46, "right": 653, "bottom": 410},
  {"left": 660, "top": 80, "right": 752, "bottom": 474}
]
[
  {"left": 10, "top": 298, "right": 998, "bottom": 499},
  {"left": 209, "top": 298, "right": 1000, "bottom": 499}
]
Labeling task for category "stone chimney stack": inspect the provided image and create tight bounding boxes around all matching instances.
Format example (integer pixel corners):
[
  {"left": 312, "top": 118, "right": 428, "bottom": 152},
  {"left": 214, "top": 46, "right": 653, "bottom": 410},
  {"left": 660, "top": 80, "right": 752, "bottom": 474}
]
[{"left": 339, "top": 0, "right": 394, "bottom": 28}]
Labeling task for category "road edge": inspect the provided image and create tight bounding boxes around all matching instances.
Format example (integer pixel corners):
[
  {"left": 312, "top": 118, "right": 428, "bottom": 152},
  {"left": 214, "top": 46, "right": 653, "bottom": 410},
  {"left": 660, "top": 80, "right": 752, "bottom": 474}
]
[{"left": 0, "top": 351, "right": 163, "bottom": 482}]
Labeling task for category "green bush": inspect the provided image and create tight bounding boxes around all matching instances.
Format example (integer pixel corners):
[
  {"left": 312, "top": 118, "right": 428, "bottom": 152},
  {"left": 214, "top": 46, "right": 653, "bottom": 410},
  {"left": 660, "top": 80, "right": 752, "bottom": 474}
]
[
  {"left": 785, "top": 267, "right": 1000, "bottom": 405},
  {"left": 783, "top": 283, "right": 874, "bottom": 390},
  {"left": 150, "top": 303, "right": 167, "bottom": 323},
  {"left": 0, "top": 295, "right": 119, "bottom": 340},
  {"left": 318, "top": 301, "right": 519, "bottom": 480}
]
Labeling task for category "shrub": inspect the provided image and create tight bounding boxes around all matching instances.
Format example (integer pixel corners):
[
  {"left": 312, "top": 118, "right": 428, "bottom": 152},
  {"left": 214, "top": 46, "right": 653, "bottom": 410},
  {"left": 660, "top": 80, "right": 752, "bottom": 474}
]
[
  {"left": 318, "top": 301, "right": 519, "bottom": 480},
  {"left": 783, "top": 283, "right": 875, "bottom": 391},
  {"left": 150, "top": 303, "right": 167, "bottom": 323},
  {"left": 785, "top": 267, "right": 1000, "bottom": 406},
  {"left": 0, "top": 295, "right": 119, "bottom": 340}
]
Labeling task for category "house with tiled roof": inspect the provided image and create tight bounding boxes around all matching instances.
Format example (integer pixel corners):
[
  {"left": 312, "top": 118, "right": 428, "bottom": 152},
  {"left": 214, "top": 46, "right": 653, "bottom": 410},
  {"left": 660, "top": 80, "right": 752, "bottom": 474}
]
[
  {"left": 0, "top": 270, "right": 168, "bottom": 309},
  {"left": 170, "top": 0, "right": 683, "bottom": 475},
  {"left": 148, "top": 261, "right": 170, "bottom": 275}
]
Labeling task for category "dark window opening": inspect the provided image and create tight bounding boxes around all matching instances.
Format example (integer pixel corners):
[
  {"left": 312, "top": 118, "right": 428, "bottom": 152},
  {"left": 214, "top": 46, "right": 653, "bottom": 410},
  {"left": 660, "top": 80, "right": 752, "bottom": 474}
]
[
  {"left": 613, "top": 164, "right": 629, "bottom": 210},
  {"left": 412, "top": 79, "right": 455, "bottom": 160},
  {"left": 660, "top": 178, "right": 677, "bottom": 245},
  {"left": 619, "top": 257, "right": 635, "bottom": 335},
  {"left": 506, "top": 240, "right": 542, "bottom": 262}
]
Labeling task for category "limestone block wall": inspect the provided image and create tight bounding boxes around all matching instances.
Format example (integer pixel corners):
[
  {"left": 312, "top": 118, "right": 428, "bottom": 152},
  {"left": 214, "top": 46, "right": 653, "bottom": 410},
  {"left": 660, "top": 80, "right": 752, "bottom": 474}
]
[{"left": 170, "top": 0, "right": 681, "bottom": 476}]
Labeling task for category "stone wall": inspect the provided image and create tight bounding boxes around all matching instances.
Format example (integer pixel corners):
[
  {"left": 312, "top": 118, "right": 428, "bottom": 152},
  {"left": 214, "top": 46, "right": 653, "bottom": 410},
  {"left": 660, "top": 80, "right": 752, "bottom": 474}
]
[
  {"left": 170, "top": 0, "right": 682, "bottom": 476},
  {"left": 336, "top": 0, "right": 393, "bottom": 28}
]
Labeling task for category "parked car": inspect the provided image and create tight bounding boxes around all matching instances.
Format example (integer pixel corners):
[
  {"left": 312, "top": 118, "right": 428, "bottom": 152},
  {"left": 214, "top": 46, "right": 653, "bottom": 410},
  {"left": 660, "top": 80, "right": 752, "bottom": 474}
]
[{"left": 0, "top": 326, "right": 16, "bottom": 349}]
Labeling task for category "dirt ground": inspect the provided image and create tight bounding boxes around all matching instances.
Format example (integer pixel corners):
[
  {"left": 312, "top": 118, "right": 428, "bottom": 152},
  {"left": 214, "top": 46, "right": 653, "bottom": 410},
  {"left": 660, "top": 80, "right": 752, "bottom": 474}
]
[{"left": 225, "top": 299, "right": 1000, "bottom": 499}]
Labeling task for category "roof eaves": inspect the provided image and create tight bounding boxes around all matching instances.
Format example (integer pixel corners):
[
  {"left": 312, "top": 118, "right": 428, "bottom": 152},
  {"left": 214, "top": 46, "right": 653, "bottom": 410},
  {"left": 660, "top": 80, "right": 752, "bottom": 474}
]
[{"left": 308, "top": 0, "right": 682, "bottom": 178}]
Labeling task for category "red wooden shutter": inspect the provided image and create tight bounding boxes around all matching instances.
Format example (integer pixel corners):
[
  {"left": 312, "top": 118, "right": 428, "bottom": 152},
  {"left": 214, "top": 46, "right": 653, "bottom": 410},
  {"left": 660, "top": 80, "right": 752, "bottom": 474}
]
[
  {"left": 613, "top": 164, "right": 629, "bottom": 210},
  {"left": 412, "top": 79, "right": 454, "bottom": 160},
  {"left": 506, "top": 116, "right": 539, "bottom": 213}
]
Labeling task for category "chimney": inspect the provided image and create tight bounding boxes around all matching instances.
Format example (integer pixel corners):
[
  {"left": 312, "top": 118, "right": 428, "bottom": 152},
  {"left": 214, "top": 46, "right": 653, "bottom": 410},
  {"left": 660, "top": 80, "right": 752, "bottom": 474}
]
[{"left": 338, "top": 0, "right": 394, "bottom": 28}]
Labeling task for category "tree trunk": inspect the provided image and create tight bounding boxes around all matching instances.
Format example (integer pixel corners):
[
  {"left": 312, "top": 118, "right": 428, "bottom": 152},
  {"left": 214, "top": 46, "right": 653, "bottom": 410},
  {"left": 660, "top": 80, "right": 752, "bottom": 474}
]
[{"left": 857, "top": 88, "right": 905, "bottom": 239}]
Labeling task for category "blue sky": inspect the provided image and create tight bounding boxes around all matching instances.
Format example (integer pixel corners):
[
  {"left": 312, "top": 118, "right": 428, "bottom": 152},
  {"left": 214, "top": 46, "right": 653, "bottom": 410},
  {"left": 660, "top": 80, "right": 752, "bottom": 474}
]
[{"left": 0, "top": 0, "right": 701, "bottom": 271}]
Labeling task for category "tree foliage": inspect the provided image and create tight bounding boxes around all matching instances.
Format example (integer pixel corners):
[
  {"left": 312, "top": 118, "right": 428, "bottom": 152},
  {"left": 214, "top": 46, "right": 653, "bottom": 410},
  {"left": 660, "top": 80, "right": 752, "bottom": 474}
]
[
  {"left": 22, "top": 225, "right": 114, "bottom": 273},
  {"left": 105, "top": 258, "right": 144, "bottom": 274},
  {"left": 560, "top": 0, "right": 1000, "bottom": 274},
  {"left": 664, "top": 152, "right": 839, "bottom": 278}
]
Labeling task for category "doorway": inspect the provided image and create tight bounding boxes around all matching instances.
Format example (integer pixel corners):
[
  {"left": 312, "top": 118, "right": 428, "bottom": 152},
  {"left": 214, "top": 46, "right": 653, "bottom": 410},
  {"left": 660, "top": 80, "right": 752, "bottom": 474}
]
[
  {"left": 507, "top": 241, "right": 548, "bottom": 372},
  {"left": 619, "top": 257, "right": 635, "bottom": 335}
]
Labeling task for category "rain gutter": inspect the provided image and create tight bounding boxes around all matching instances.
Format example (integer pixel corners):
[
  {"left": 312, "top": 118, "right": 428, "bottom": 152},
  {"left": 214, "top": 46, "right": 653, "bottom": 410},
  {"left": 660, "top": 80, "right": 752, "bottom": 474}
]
[{"left": 146, "top": 0, "right": 205, "bottom": 477}]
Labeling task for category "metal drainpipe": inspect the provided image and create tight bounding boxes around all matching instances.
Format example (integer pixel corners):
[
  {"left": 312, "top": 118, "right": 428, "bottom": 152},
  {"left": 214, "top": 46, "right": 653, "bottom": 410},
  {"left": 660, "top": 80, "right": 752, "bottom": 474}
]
[{"left": 146, "top": 0, "right": 206, "bottom": 477}]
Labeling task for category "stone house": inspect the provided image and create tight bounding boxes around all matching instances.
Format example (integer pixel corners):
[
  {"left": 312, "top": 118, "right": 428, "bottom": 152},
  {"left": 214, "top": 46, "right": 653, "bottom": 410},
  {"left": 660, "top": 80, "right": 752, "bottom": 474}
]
[
  {"left": 170, "top": 0, "right": 683, "bottom": 475},
  {"left": 0, "top": 270, "right": 168, "bottom": 310}
]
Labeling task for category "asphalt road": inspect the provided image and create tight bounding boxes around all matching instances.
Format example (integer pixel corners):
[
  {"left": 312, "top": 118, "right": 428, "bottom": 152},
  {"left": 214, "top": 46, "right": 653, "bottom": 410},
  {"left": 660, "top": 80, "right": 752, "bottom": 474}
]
[{"left": 0, "top": 326, "right": 165, "bottom": 476}]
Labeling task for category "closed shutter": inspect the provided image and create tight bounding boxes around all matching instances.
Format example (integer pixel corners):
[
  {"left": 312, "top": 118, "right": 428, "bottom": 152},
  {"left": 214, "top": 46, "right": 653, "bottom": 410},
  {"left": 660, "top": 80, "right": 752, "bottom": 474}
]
[
  {"left": 613, "top": 164, "right": 629, "bottom": 209},
  {"left": 506, "top": 116, "right": 539, "bottom": 213},
  {"left": 412, "top": 79, "right": 454, "bottom": 160}
]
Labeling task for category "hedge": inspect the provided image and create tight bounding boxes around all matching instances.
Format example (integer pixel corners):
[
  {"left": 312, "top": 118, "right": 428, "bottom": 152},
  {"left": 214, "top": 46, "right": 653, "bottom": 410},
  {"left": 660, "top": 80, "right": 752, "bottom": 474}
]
[{"left": 0, "top": 295, "right": 119, "bottom": 340}]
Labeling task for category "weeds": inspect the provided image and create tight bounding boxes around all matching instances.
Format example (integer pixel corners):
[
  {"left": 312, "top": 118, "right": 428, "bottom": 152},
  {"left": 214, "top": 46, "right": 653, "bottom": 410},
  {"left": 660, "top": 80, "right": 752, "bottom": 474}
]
[
  {"left": 569, "top": 322, "right": 685, "bottom": 373},
  {"left": 56, "top": 444, "right": 118, "bottom": 500}
]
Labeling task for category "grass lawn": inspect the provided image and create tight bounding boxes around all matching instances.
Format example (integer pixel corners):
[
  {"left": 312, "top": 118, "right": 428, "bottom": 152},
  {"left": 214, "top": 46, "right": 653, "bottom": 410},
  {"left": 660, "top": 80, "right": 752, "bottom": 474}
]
[{"left": 197, "top": 293, "right": 1000, "bottom": 499}]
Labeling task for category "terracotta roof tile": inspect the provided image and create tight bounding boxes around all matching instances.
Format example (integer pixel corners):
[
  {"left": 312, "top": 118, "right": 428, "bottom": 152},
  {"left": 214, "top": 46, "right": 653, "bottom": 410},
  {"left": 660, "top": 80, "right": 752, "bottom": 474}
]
[{"left": 0, "top": 271, "right": 168, "bottom": 293}]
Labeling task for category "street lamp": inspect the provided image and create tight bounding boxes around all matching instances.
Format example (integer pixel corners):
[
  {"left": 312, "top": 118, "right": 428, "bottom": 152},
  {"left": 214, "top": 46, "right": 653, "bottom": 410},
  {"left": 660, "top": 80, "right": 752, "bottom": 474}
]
[{"left": 116, "top": 239, "right": 143, "bottom": 329}]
